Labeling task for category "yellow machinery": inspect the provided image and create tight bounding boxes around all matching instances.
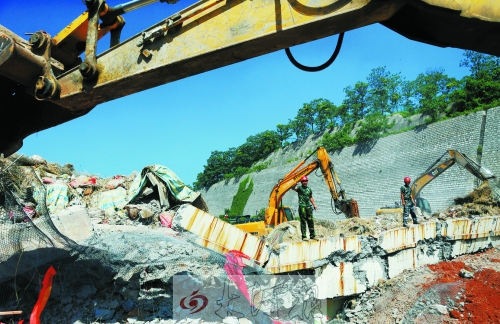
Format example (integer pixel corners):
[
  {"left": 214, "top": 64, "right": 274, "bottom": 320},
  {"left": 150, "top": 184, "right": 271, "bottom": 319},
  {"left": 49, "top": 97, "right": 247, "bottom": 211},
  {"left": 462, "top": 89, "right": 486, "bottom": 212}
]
[
  {"left": 235, "top": 147, "right": 359, "bottom": 235},
  {"left": 1, "top": 0, "right": 500, "bottom": 156},
  {"left": 376, "top": 149, "right": 496, "bottom": 215}
]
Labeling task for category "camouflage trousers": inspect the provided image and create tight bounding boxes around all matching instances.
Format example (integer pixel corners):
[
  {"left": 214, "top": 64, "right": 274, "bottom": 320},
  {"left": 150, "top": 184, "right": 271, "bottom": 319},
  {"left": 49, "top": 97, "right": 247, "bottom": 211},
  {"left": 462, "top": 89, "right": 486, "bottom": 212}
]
[
  {"left": 403, "top": 204, "right": 417, "bottom": 224},
  {"left": 298, "top": 206, "right": 315, "bottom": 239}
]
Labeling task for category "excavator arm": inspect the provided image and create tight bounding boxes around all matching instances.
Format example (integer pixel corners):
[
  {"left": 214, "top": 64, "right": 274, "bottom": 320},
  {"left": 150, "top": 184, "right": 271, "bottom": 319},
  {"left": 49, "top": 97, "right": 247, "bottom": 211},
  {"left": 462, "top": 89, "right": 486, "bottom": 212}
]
[
  {"left": 411, "top": 149, "right": 495, "bottom": 200},
  {"left": 377, "top": 149, "right": 496, "bottom": 215},
  {"left": 266, "top": 147, "right": 359, "bottom": 227},
  {"left": 2, "top": 0, "right": 500, "bottom": 156}
]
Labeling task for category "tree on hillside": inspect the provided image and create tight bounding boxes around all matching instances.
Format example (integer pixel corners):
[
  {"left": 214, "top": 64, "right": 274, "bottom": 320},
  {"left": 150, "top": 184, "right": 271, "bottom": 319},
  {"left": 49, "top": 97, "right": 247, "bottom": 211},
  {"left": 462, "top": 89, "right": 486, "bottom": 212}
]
[
  {"left": 311, "top": 98, "right": 338, "bottom": 131},
  {"left": 276, "top": 123, "right": 292, "bottom": 147},
  {"left": 342, "top": 81, "right": 369, "bottom": 123},
  {"left": 295, "top": 103, "right": 317, "bottom": 135},
  {"left": 413, "top": 68, "right": 457, "bottom": 121},
  {"left": 233, "top": 131, "right": 280, "bottom": 169},
  {"left": 459, "top": 50, "right": 500, "bottom": 110},
  {"left": 288, "top": 117, "right": 309, "bottom": 141},
  {"left": 193, "top": 149, "right": 235, "bottom": 189},
  {"left": 366, "top": 67, "right": 402, "bottom": 114},
  {"left": 400, "top": 80, "right": 417, "bottom": 114},
  {"left": 355, "top": 111, "right": 393, "bottom": 143},
  {"left": 319, "top": 123, "right": 354, "bottom": 152}
]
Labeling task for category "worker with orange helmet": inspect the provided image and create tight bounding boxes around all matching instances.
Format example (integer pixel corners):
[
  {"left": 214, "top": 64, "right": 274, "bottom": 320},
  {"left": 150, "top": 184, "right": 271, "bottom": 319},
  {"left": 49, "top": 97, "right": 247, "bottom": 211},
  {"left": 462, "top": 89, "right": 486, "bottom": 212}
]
[
  {"left": 400, "top": 176, "right": 419, "bottom": 227},
  {"left": 292, "top": 176, "right": 318, "bottom": 240}
]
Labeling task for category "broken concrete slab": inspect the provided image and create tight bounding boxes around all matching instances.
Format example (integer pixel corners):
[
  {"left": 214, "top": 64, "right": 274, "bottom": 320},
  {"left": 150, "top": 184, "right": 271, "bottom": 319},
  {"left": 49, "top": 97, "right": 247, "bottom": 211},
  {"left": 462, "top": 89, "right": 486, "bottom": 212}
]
[
  {"left": 174, "top": 205, "right": 500, "bottom": 300},
  {"left": 51, "top": 205, "right": 92, "bottom": 241}
]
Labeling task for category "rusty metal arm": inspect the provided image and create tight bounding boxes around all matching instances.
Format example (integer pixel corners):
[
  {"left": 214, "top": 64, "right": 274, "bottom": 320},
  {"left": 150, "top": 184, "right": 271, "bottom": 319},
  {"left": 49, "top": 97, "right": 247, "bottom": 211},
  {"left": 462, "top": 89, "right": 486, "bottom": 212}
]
[
  {"left": 2, "top": 0, "right": 500, "bottom": 157},
  {"left": 49, "top": 0, "right": 500, "bottom": 111},
  {"left": 48, "top": 0, "right": 406, "bottom": 111}
]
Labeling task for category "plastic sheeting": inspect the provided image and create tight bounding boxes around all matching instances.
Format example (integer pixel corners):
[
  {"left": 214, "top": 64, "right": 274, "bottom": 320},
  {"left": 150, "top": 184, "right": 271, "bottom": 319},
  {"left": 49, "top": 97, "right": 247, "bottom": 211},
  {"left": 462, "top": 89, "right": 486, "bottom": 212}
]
[
  {"left": 128, "top": 165, "right": 201, "bottom": 208},
  {"left": 45, "top": 181, "right": 70, "bottom": 214},
  {"left": 91, "top": 187, "right": 128, "bottom": 217}
]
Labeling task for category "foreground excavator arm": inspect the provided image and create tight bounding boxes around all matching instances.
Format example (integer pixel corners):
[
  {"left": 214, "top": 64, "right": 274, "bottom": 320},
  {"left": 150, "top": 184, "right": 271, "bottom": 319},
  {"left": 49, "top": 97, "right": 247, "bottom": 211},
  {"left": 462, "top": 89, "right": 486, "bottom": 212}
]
[
  {"left": 266, "top": 147, "right": 359, "bottom": 227},
  {"left": 1, "top": 0, "right": 500, "bottom": 156}
]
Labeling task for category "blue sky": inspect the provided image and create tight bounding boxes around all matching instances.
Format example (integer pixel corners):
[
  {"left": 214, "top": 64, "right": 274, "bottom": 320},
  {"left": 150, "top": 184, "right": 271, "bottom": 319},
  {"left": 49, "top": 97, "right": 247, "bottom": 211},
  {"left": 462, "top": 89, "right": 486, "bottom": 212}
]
[{"left": 1, "top": 0, "right": 470, "bottom": 185}]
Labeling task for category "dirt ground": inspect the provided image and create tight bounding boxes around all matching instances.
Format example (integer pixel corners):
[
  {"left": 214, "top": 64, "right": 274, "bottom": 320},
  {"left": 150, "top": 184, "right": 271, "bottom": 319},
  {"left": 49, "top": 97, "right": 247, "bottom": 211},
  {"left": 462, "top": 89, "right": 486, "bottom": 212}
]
[
  {"left": 264, "top": 182, "right": 500, "bottom": 323},
  {"left": 353, "top": 246, "right": 500, "bottom": 324}
]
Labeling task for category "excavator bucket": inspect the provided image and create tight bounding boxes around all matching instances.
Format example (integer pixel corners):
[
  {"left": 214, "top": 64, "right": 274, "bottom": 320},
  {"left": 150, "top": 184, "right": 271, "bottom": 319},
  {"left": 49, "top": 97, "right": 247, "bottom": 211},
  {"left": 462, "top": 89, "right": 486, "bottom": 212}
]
[
  {"left": 349, "top": 199, "right": 360, "bottom": 218},
  {"left": 340, "top": 199, "right": 360, "bottom": 218}
]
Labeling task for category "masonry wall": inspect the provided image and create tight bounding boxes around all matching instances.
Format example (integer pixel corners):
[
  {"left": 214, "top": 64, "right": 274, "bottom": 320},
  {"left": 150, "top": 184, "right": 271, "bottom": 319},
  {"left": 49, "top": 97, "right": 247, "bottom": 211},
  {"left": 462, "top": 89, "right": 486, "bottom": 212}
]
[{"left": 202, "top": 107, "right": 500, "bottom": 219}]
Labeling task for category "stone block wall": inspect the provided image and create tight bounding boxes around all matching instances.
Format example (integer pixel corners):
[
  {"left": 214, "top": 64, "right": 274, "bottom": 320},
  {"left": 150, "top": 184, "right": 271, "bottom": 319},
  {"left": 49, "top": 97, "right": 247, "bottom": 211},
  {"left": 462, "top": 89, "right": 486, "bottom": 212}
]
[{"left": 202, "top": 107, "right": 500, "bottom": 219}]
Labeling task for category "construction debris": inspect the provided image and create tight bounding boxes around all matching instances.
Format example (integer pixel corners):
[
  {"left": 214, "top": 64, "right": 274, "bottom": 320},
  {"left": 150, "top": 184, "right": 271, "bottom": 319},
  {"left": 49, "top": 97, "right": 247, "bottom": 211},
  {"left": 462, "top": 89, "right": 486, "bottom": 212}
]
[{"left": 1, "top": 154, "right": 500, "bottom": 323}]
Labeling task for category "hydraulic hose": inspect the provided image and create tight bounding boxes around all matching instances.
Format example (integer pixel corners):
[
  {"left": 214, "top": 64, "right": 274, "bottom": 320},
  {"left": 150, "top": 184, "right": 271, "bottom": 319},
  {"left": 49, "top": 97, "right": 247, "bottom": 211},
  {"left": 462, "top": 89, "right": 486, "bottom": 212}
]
[{"left": 285, "top": 32, "right": 344, "bottom": 72}]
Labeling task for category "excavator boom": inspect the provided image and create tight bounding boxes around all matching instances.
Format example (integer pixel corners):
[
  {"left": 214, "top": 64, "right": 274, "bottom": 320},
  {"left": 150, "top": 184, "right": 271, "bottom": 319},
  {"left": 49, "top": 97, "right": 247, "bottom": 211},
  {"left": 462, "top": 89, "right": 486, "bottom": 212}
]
[
  {"left": 2, "top": 0, "right": 500, "bottom": 155},
  {"left": 266, "top": 147, "right": 359, "bottom": 227},
  {"left": 411, "top": 149, "right": 495, "bottom": 199}
]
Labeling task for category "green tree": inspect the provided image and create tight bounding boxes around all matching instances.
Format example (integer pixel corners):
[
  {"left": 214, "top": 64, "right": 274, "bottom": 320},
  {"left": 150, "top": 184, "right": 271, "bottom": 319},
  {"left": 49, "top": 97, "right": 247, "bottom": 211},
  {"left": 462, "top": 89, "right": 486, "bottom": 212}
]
[
  {"left": 400, "top": 80, "right": 417, "bottom": 114},
  {"left": 288, "top": 117, "right": 309, "bottom": 141},
  {"left": 459, "top": 50, "right": 500, "bottom": 110},
  {"left": 233, "top": 131, "right": 280, "bottom": 169},
  {"left": 366, "top": 67, "right": 402, "bottom": 114},
  {"left": 297, "top": 102, "right": 317, "bottom": 134},
  {"left": 413, "top": 68, "right": 456, "bottom": 121},
  {"left": 319, "top": 123, "right": 355, "bottom": 152},
  {"left": 311, "top": 98, "right": 338, "bottom": 131},
  {"left": 276, "top": 123, "right": 292, "bottom": 147},
  {"left": 354, "top": 112, "right": 393, "bottom": 143},
  {"left": 193, "top": 149, "right": 234, "bottom": 189},
  {"left": 343, "top": 82, "right": 369, "bottom": 123}
]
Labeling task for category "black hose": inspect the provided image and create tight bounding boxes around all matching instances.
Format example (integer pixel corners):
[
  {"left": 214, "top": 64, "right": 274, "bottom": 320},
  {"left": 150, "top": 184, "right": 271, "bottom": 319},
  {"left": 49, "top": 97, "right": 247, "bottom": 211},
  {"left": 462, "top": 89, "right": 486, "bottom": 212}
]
[{"left": 285, "top": 32, "right": 344, "bottom": 72}]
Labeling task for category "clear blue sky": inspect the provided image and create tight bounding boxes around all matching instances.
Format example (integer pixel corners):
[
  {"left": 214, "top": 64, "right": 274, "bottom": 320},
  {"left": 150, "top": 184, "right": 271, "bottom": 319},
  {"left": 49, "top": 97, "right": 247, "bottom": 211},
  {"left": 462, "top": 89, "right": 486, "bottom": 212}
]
[{"left": 1, "top": 0, "right": 470, "bottom": 185}]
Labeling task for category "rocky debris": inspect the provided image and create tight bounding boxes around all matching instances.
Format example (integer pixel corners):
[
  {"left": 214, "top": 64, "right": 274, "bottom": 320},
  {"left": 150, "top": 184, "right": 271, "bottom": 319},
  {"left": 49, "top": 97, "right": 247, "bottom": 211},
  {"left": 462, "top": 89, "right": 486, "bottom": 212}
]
[
  {"left": 32, "top": 229, "right": 232, "bottom": 323},
  {"left": 2, "top": 155, "right": 500, "bottom": 323},
  {"left": 329, "top": 247, "right": 500, "bottom": 323},
  {"left": 266, "top": 181, "right": 499, "bottom": 245}
]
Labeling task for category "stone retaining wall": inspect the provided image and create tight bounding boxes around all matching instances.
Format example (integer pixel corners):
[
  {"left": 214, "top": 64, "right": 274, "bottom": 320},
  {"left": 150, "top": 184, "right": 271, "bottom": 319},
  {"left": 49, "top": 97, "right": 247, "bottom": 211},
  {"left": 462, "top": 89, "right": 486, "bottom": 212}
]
[{"left": 202, "top": 107, "right": 500, "bottom": 219}]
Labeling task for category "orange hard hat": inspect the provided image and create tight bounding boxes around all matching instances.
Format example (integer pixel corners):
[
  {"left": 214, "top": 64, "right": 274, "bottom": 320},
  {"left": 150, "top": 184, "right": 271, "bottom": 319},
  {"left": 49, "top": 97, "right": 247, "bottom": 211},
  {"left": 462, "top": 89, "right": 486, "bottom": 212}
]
[
  {"left": 404, "top": 177, "right": 411, "bottom": 183},
  {"left": 300, "top": 176, "right": 308, "bottom": 182}
]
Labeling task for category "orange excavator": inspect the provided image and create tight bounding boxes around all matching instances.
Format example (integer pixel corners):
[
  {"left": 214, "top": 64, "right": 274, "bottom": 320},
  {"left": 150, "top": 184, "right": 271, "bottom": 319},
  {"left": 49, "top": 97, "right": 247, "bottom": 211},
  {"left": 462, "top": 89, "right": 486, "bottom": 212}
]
[
  {"left": 235, "top": 147, "right": 359, "bottom": 235},
  {"left": 1, "top": 1, "right": 500, "bottom": 157}
]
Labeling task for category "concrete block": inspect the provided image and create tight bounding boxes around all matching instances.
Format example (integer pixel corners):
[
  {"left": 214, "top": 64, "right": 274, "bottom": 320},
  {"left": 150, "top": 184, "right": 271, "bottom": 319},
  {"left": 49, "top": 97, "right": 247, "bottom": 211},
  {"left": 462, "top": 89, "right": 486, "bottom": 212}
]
[
  {"left": 388, "top": 248, "right": 415, "bottom": 279},
  {"left": 359, "top": 259, "right": 385, "bottom": 287},
  {"left": 415, "top": 245, "right": 440, "bottom": 267},
  {"left": 379, "top": 228, "right": 417, "bottom": 253},
  {"left": 491, "top": 235, "right": 500, "bottom": 247},
  {"left": 450, "top": 237, "right": 491, "bottom": 258},
  {"left": 51, "top": 205, "right": 92, "bottom": 241},
  {"left": 174, "top": 205, "right": 271, "bottom": 266},
  {"left": 315, "top": 263, "right": 366, "bottom": 299}
]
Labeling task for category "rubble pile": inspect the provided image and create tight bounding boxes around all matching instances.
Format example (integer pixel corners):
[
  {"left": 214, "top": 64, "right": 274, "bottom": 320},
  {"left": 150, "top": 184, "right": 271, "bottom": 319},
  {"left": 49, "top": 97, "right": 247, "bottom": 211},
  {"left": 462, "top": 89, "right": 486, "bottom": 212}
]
[
  {"left": 342, "top": 247, "right": 500, "bottom": 324},
  {"left": 435, "top": 181, "right": 500, "bottom": 220},
  {"left": 0, "top": 154, "right": 207, "bottom": 227},
  {"left": 258, "top": 182, "right": 500, "bottom": 246},
  {"left": 267, "top": 214, "right": 406, "bottom": 244},
  {"left": 34, "top": 230, "right": 233, "bottom": 324},
  {"left": 2, "top": 154, "right": 500, "bottom": 323}
]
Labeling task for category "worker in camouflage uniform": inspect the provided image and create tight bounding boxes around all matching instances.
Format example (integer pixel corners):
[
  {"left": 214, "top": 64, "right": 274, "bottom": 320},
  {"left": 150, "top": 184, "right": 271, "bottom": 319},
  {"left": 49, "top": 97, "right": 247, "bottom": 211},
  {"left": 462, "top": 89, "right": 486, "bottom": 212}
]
[
  {"left": 292, "top": 176, "right": 318, "bottom": 240},
  {"left": 400, "top": 176, "right": 419, "bottom": 227}
]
